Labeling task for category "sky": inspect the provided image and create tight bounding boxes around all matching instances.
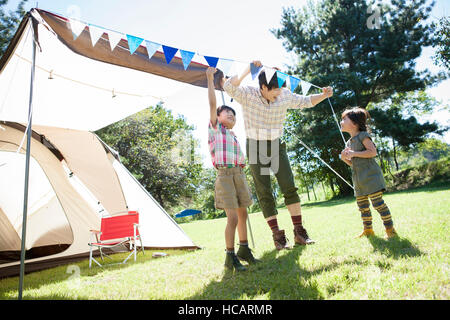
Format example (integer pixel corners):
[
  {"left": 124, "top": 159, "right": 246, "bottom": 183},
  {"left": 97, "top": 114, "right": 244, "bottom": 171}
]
[{"left": 5, "top": 0, "right": 450, "bottom": 168}]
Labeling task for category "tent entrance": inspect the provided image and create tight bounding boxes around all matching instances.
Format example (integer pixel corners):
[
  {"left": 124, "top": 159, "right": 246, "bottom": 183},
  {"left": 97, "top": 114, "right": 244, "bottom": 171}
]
[{"left": 0, "top": 151, "right": 74, "bottom": 264}]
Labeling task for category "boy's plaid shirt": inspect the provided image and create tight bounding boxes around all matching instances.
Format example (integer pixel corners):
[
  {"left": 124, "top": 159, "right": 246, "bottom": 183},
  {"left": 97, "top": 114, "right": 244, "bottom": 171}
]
[
  {"left": 208, "top": 120, "right": 246, "bottom": 168},
  {"left": 223, "top": 78, "right": 314, "bottom": 140}
]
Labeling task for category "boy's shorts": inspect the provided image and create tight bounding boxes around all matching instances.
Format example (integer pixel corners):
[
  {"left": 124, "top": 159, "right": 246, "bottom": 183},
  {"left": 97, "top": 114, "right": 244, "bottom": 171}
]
[{"left": 215, "top": 166, "right": 253, "bottom": 210}]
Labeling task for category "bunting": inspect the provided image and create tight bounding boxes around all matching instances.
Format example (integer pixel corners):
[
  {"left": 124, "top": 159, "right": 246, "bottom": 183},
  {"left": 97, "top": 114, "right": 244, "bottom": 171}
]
[
  {"left": 126, "top": 34, "right": 144, "bottom": 55},
  {"left": 107, "top": 31, "right": 123, "bottom": 51},
  {"left": 162, "top": 45, "right": 178, "bottom": 64},
  {"left": 204, "top": 56, "right": 219, "bottom": 68},
  {"left": 66, "top": 16, "right": 320, "bottom": 93},
  {"left": 250, "top": 62, "right": 262, "bottom": 80},
  {"left": 301, "top": 80, "right": 312, "bottom": 95},
  {"left": 145, "top": 40, "right": 160, "bottom": 59},
  {"left": 180, "top": 50, "right": 195, "bottom": 70},
  {"left": 88, "top": 24, "right": 104, "bottom": 47}
]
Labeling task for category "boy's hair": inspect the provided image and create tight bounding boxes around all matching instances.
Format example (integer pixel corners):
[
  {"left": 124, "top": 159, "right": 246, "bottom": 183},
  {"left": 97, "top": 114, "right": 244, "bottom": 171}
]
[
  {"left": 342, "top": 107, "right": 371, "bottom": 132},
  {"left": 258, "top": 69, "right": 286, "bottom": 90},
  {"left": 217, "top": 105, "right": 236, "bottom": 116}
]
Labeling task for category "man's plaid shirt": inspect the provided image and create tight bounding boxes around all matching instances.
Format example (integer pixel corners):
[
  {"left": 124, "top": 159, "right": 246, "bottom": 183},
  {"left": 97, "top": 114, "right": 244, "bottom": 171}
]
[{"left": 223, "top": 78, "right": 313, "bottom": 140}]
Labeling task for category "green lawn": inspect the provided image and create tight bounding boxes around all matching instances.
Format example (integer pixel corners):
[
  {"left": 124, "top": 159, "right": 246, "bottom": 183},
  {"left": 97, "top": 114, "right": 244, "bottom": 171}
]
[{"left": 1, "top": 182, "right": 449, "bottom": 300}]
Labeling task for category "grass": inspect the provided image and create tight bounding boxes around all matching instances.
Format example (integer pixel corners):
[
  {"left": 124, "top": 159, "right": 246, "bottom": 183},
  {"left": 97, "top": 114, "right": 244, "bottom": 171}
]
[{"left": 0, "top": 182, "right": 449, "bottom": 300}]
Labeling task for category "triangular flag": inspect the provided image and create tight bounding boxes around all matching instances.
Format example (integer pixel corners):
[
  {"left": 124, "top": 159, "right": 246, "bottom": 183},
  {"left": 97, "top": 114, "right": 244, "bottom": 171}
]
[
  {"left": 179, "top": 50, "right": 195, "bottom": 70},
  {"left": 68, "top": 18, "right": 86, "bottom": 40},
  {"left": 217, "top": 58, "right": 234, "bottom": 76},
  {"left": 88, "top": 24, "right": 104, "bottom": 47},
  {"left": 107, "top": 31, "right": 123, "bottom": 51},
  {"left": 301, "top": 80, "right": 312, "bottom": 95},
  {"left": 250, "top": 62, "right": 263, "bottom": 80},
  {"left": 126, "top": 34, "right": 144, "bottom": 55},
  {"left": 289, "top": 76, "right": 300, "bottom": 93},
  {"left": 276, "top": 71, "right": 288, "bottom": 88},
  {"left": 204, "top": 56, "right": 219, "bottom": 68},
  {"left": 144, "top": 40, "right": 160, "bottom": 59},
  {"left": 162, "top": 45, "right": 178, "bottom": 64},
  {"left": 264, "top": 68, "right": 277, "bottom": 84}
]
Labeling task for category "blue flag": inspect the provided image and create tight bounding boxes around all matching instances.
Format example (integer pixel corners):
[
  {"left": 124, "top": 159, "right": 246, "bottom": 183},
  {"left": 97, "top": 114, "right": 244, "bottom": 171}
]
[
  {"left": 289, "top": 76, "right": 300, "bottom": 93},
  {"left": 204, "top": 56, "right": 219, "bottom": 68},
  {"left": 126, "top": 34, "right": 144, "bottom": 55},
  {"left": 276, "top": 71, "right": 288, "bottom": 88},
  {"left": 250, "top": 62, "right": 263, "bottom": 80},
  {"left": 180, "top": 50, "right": 195, "bottom": 70},
  {"left": 162, "top": 45, "right": 178, "bottom": 64}
]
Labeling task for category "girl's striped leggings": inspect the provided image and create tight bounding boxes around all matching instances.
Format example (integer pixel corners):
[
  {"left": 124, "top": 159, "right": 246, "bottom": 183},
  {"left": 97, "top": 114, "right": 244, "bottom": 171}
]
[{"left": 356, "top": 191, "right": 394, "bottom": 230}]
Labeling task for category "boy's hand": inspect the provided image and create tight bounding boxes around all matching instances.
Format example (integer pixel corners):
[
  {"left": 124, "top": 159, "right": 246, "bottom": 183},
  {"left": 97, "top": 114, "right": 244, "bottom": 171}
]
[
  {"left": 206, "top": 67, "right": 217, "bottom": 80},
  {"left": 322, "top": 86, "right": 333, "bottom": 98}
]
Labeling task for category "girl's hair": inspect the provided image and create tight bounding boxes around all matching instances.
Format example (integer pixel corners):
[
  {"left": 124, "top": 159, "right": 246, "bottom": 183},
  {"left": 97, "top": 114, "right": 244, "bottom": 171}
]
[{"left": 341, "top": 107, "right": 371, "bottom": 132}]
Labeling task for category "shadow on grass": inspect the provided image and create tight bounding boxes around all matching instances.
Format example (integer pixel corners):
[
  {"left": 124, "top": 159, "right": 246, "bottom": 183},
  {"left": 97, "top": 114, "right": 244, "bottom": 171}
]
[
  {"left": 187, "top": 245, "right": 366, "bottom": 300},
  {"left": 367, "top": 235, "right": 423, "bottom": 259},
  {"left": 0, "top": 249, "right": 195, "bottom": 300}
]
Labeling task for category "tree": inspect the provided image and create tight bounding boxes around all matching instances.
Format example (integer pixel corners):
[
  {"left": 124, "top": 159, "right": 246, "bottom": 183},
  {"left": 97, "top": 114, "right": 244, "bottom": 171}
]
[
  {"left": 368, "top": 90, "right": 446, "bottom": 170},
  {"left": 96, "top": 104, "right": 203, "bottom": 210},
  {"left": 274, "top": 0, "right": 444, "bottom": 195},
  {"left": 0, "top": 0, "right": 28, "bottom": 57},
  {"left": 433, "top": 16, "right": 449, "bottom": 71}
]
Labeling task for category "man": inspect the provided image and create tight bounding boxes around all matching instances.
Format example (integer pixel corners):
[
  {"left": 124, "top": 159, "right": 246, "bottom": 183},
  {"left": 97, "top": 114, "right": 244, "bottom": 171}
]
[{"left": 223, "top": 60, "right": 333, "bottom": 250}]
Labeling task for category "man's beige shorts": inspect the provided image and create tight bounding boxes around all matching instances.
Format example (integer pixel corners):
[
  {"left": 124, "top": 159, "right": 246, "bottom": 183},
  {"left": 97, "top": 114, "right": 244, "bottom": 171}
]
[{"left": 215, "top": 166, "right": 253, "bottom": 210}]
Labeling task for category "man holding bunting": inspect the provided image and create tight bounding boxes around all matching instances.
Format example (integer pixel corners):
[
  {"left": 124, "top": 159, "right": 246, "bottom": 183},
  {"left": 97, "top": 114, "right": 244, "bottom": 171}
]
[{"left": 223, "top": 60, "right": 333, "bottom": 250}]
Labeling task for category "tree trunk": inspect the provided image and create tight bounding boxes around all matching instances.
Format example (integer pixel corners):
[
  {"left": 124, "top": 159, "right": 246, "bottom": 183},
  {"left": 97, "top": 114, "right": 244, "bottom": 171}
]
[
  {"left": 311, "top": 182, "right": 317, "bottom": 201},
  {"left": 392, "top": 137, "right": 399, "bottom": 171}
]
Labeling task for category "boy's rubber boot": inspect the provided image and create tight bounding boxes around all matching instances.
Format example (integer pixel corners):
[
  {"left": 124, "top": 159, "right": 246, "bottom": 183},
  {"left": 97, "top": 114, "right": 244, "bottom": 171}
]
[
  {"left": 293, "top": 226, "right": 315, "bottom": 245},
  {"left": 357, "top": 228, "right": 375, "bottom": 238},
  {"left": 224, "top": 252, "right": 247, "bottom": 272},
  {"left": 272, "top": 230, "right": 292, "bottom": 250},
  {"left": 385, "top": 227, "right": 398, "bottom": 240},
  {"left": 236, "top": 245, "right": 261, "bottom": 265}
]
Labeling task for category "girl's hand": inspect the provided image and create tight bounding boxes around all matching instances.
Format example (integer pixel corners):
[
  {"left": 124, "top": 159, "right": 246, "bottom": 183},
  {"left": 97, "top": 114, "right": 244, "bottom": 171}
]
[
  {"left": 251, "top": 60, "right": 263, "bottom": 68},
  {"left": 322, "top": 86, "right": 333, "bottom": 98},
  {"left": 343, "top": 148, "right": 355, "bottom": 160}
]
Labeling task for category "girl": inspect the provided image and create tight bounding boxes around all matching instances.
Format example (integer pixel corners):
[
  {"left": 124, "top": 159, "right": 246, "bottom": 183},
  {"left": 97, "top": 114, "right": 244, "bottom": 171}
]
[{"left": 340, "top": 107, "right": 398, "bottom": 239}]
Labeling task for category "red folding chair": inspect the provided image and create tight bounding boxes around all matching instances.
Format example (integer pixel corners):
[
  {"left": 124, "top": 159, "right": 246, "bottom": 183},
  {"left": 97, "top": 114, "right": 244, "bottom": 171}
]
[{"left": 89, "top": 211, "right": 144, "bottom": 268}]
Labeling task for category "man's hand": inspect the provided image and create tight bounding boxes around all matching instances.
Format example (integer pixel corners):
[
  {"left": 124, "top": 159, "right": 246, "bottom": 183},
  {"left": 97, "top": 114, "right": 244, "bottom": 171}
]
[{"left": 322, "top": 86, "right": 333, "bottom": 98}]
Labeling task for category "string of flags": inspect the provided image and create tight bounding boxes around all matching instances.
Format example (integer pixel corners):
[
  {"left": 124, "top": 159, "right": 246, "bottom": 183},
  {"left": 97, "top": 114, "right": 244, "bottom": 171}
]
[{"left": 67, "top": 16, "right": 317, "bottom": 95}]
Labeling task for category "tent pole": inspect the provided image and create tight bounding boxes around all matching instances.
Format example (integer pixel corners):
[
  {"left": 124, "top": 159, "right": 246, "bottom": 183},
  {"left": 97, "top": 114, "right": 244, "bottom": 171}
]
[{"left": 18, "top": 17, "right": 37, "bottom": 300}]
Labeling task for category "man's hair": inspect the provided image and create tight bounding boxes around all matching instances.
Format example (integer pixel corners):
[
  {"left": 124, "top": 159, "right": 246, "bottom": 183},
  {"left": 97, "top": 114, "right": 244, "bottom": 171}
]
[
  {"left": 258, "top": 69, "right": 286, "bottom": 90},
  {"left": 217, "top": 105, "right": 236, "bottom": 116},
  {"left": 342, "top": 107, "right": 371, "bottom": 132}
]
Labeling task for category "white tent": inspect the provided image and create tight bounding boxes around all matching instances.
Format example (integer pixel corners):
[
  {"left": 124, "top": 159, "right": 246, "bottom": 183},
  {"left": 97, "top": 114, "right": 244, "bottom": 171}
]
[{"left": 0, "top": 9, "right": 210, "bottom": 277}]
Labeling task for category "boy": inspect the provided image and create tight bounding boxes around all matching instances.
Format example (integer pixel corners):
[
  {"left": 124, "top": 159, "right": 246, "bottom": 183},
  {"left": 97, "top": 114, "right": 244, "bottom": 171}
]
[
  {"left": 223, "top": 60, "right": 333, "bottom": 250},
  {"left": 206, "top": 67, "right": 259, "bottom": 271}
]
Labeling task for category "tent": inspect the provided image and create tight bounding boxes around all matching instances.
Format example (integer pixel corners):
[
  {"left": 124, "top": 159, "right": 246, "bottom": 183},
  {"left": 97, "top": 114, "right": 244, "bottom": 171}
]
[{"left": 0, "top": 8, "right": 218, "bottom": 278}]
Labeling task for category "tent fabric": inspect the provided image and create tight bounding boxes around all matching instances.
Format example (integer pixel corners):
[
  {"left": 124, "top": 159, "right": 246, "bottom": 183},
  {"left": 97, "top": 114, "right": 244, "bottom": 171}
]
[
  {"left": 33, "top": 125, "right": 128, "bottom": 216},
  {"left": 0, "top": 123, "right": 198, "bottom": 277}
]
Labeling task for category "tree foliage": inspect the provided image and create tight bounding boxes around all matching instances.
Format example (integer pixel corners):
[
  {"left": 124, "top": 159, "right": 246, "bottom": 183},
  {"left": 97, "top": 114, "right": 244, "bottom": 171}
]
[
  {"left": 0, "top": 0, "right": 27, "bottom": 57},
  {"left": 274, "top": 0, "right": 444, "bottom": 195},
  {"left": 96, "top": 105, "right": 203, "bottom": 210}
]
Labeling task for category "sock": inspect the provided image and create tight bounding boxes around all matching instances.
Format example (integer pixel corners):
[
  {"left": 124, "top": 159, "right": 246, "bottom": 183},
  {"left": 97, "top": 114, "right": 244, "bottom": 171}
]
[
  {"left": 291, "top": 215, "right": 302, "bottom": 228},
  {"left": 226, "top": 248, "right": 234, "bottom": 254},
  {"left": 239, "top": 241, "right": 248, "bottom": 246},
  {"left": 267, "top": 218, "right": 279, "bottom": 233}
]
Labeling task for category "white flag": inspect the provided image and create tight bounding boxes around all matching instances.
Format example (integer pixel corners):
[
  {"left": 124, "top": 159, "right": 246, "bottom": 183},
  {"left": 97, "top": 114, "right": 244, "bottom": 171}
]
[
  {"left": 88, "top": 24, "right": 104, "bottom": 47},
  {"left": 68, "top": 18, "right": 86, "bottom": 40},
  {"left": 264, "top": 68, "right": 277, "bottom": 84},
  {"left": 107, "top": 31, "right": 124, "bottom": 51},
  {"left": 301, "top": 80, "right": 312, "bottom": 95}
]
